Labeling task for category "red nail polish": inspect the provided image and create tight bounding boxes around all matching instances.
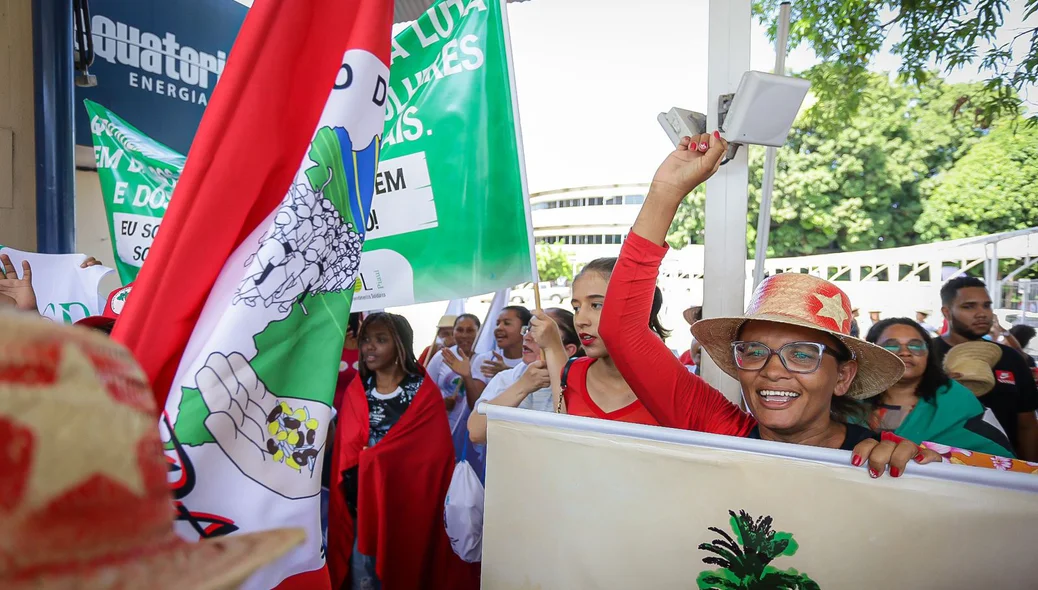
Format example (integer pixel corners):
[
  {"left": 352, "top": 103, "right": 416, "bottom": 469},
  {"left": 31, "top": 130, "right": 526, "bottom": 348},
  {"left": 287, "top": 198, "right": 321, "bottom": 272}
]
[
  {"left": 851, "top": 455, "right": 862, "bottom": 467},
  {"left": 915, "top": 452, "right": 926, "bottom": 463},
  {"left": 713, "top": 130, "right": 721, "bottom": 139},
  {"left": 868, "top": 467, "right": 879, "bottom": 478},
  {"left": 890, "top": 466, "right": 901, "bottom": 478},
  {"left": 699, "top": 142, "right": 709, "bottom": 151}
]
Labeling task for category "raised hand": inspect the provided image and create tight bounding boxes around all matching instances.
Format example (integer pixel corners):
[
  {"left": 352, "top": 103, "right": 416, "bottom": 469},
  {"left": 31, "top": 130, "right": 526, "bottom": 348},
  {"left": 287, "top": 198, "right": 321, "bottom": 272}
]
[
  {"left": 528, "top": 310, "right": 563, "bottom": 352},
  {"left": 441, "top": 347, "right": 473, "bottom": 379},
  {"left": 0, "top": 254, "right": 37, "bottom": 312},
  {"left": 480, "top": 351, "right": 510, "bottom": 380},
  {"left": 634, "top": 132, "right": 729, "bottom": 246},
  {"left": 650, "top": 132, "right": 728, "bottom": 205}
]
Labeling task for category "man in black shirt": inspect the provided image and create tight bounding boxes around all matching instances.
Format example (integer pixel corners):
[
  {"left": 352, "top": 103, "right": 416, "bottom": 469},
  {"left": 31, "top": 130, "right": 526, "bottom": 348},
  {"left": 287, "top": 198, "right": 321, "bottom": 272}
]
[{"left": 934, "top": 277, "right": 1038, "bottom": 460}]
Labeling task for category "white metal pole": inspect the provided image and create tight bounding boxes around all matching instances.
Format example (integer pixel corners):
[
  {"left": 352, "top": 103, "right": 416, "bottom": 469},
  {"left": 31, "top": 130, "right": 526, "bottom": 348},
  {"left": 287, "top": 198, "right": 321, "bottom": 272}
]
[
  {"left": 703, "top": 0, "right": 752, "bottom": 403},
  {"left": 498, "top": 0, "right": 541, "bottom": 293},
  {"left": 752, "top": 1, "right": 792, "bottom": 289}
]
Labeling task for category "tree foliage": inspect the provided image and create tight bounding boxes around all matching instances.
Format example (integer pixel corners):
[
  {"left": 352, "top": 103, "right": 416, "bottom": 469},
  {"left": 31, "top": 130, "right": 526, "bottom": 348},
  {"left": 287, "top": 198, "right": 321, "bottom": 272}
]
[
  {"left": 536, "top": 243, "right": 574, "bottom": 282},
  {"left": 753, "top": 0, "right": 1035, "bottom": 128},
  {"left": 666, "top": 70, "right": 1006, "bottom": 257},
  {"left": 667, "top": 185, "right": 706, "bottom": 249},
  {"left": 915, "top": 121, "right": 1038, "bottom": 240}
]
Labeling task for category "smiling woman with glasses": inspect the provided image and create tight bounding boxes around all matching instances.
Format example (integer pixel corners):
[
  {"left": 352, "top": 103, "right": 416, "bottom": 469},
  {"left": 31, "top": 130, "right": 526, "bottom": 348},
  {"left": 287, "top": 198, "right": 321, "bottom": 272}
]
[
  {"left": 594, "top": 132, "right": 952, "bottom": 480},
  {"left": 865, "top": 318, "right": 1014, "bottom": 457}
]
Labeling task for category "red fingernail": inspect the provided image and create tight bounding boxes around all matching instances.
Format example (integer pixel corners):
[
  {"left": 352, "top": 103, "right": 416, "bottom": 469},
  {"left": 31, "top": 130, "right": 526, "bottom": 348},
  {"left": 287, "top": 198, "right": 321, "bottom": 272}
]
[
  {"left": 699, "top": 142, "right": 709, "bottom": 151},
  {"left": 914, "top": 452, "right": 926, "bottom": 463},
  {"left": 890, "top": 466, "right": 901, "bottom": 478},
  {"left": 868, "top": 467, "right": 879, "bottom": 478},
  {"left": 851, "top": 455, "right": 862, "bottom": 467},
  {"left": 713, "top": 130, "right": 721, "bottom": 139}
]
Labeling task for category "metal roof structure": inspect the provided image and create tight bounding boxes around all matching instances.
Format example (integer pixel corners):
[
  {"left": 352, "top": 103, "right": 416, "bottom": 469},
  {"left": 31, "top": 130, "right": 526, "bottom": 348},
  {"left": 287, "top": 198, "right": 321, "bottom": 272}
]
[{"left": 665, "top": 226, "right": 1038, "bottom": 282}]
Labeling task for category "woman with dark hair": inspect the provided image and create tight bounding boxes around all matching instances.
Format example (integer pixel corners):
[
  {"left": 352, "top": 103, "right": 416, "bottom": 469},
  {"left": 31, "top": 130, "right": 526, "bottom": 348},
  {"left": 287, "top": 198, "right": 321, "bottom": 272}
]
[
  {"left": 866, "top": 317, "right": 1014, "bottom": 456},
  {"left": 425, "top": 313, "right": 486, "bottom": 467},
  {"left": 328, "top": 313, "right": 475, "bottom": 590},
  {"left": 529, "top": 258, "right": 671, "bottom": 425},
  {"left": 468, "top": 308, "right": 583, "bottom": 445},
  {"left": 426, "top": 313, "right": 482, "bottom": 418},
  {"left": 444, "top": 305, "right": 534, "bottom": 408}
]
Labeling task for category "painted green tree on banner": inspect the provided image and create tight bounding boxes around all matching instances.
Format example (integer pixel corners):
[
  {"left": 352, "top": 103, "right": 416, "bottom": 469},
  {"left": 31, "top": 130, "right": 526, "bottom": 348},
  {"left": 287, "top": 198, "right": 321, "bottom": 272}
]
[{"left": 697, "top": 510, "right": 819, "bottom": 590}]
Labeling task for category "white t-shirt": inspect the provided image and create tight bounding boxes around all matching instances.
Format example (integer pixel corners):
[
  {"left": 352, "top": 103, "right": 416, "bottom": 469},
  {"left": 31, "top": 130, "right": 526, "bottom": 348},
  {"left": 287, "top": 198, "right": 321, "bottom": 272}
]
[
  {"left": 470, "top": 350, "right": 523, "bottom": 384},
  {"left": 476, "top": 363, "right": 553, "bottom": 413},
  {"left": 426, "top": 346, "right": 468, "bottom": 433}
]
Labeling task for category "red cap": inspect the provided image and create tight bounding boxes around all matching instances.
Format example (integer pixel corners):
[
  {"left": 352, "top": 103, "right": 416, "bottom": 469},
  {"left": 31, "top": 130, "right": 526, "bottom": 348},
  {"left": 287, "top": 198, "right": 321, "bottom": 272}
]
[{"left": 76, "top": 283, "right": 134, "bottom": 330}]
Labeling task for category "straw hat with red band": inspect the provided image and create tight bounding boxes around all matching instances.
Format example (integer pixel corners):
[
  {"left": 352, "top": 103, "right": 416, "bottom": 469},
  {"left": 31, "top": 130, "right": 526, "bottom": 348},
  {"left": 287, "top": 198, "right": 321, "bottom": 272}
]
[
  {"left": 691, "top": 273, "right": 905, "bottom": 400},
  {"left": 0, "top": 311, "right": 304, "bottom": 589},
  {"left": 75, "top": 283, "right": 134, "bottom": 331}
]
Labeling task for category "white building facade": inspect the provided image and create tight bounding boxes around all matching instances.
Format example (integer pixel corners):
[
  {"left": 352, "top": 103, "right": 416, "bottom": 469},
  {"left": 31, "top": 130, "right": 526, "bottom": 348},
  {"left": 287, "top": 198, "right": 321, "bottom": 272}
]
[{"left": 531, "top": 183, "right": 649, "bottom": 267}]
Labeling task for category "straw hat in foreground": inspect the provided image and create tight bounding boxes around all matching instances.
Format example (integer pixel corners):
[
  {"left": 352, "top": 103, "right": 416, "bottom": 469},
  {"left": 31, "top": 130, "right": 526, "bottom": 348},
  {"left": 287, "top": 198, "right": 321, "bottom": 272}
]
[{"left": 0, "top": 310, "right": 304, "bottom": 589}]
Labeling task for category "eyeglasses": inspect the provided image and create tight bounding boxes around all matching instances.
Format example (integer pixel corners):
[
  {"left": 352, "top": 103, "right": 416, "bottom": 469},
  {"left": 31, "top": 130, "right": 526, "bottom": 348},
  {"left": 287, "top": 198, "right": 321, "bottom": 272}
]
[
  {"left": 731, "top": 341, "right": 849, "bottom": 374},
  {"left": 878, "top": 338, "right": 928, "bottom": 356},
  {"left": 520, "top": 325, "right": 531, "bottom": 336}
]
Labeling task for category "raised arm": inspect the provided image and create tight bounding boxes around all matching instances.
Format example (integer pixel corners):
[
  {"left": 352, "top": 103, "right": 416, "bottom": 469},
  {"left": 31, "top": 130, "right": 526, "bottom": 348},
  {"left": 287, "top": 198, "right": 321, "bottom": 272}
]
[
  {"left": 441, "top": 348, "right": 489, "bottom": 408},
  {"left": 599, "top": 133, "right": 754, "bottom": 437}
]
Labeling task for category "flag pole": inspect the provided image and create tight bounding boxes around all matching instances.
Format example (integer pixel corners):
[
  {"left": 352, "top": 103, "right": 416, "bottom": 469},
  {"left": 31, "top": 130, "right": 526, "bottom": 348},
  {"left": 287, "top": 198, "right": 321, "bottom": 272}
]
[
  {"left": 752, "top": 1, "right": 791, "bottom": 289},
  {"left": 500, "top": 0, "right": 546, "bottom": 375},
  {"left": 498, "top": 0, "right": 540, "bottom": 309},
  {"left": 424, "top": 328, "right": 441, "bottom": 367}
]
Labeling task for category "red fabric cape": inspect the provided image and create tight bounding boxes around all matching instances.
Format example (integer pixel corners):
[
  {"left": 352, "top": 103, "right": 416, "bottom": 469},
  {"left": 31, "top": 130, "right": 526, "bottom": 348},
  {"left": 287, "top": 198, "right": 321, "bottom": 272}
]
[{"left": 327, "top": 370, "right": 477, "bottom": 589}]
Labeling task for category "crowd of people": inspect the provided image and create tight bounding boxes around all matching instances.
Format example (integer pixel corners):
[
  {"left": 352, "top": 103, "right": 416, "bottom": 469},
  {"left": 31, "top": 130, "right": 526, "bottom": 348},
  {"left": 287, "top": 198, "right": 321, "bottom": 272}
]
[
  {"left": 320, "top": 132, "right": 1038, "bottom": 585},
  {"left": 5, "top": 131, "right": 1038, "bottom": 588}
]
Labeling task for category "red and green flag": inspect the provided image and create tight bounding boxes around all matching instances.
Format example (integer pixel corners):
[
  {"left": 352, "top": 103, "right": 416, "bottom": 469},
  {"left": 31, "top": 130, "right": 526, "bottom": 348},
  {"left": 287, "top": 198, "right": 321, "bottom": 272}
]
[{"left": 112, "top": 0, "right": 394, "bottom": 587}]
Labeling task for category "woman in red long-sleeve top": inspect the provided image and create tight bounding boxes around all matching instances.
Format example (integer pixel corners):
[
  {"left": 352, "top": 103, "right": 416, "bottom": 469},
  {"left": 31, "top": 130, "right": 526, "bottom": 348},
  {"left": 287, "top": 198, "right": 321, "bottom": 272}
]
[
  {"left": 527, "top": 258, "right": 673, "bottom": 426},
  {"left": 597, "top": 132, "right": 940, "bottom": 477}
]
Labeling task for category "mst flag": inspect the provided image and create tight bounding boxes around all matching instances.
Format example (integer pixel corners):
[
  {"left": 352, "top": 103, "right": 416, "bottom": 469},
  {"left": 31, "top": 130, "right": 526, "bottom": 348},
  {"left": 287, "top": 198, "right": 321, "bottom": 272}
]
[
  {"left": 111, "top": 0, "right": 394, "bottom": 588},
  {"left": 83, "top": 100, "right": 184, "bottom": 284},
  {"left": 352, "top": 0, "right": 535, "bottom": 310}
]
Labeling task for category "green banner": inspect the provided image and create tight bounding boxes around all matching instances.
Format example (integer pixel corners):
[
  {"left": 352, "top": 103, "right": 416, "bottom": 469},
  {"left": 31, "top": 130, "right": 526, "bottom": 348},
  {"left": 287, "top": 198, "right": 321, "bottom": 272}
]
[
  {"left": 84, "top": 99, "right": 185, "bottom": 285},
  {"left": 352, "top": 0, "right": 534, "bottom": 310},
  {"left": 83, "top": 0, "right": 533, "bottom": 302}
]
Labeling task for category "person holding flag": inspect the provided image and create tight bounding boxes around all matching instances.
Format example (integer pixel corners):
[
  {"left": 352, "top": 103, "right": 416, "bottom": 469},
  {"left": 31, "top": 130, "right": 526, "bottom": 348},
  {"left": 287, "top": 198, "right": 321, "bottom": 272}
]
[
  {"left": 527, "top": 258, "right": 670, "bottom": 426},
  {"left": 110, "top": 0, "right": 396, "bottom": 587}
]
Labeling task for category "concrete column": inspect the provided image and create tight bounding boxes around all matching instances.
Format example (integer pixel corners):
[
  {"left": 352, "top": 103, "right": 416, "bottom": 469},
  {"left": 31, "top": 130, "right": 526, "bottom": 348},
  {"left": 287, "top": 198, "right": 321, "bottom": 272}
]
[
  {"left": 32, "top": 0, "right": 76, "bottom": 253},
  {"left": 701, "top": 0, "right": 751, "bottom": 404}
]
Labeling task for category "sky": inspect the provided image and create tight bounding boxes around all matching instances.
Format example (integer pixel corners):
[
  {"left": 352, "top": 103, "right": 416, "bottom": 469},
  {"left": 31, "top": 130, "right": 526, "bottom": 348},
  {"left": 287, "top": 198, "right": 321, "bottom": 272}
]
[{"left": 234, "top": 0, "right": 1037, "bottom": 193}]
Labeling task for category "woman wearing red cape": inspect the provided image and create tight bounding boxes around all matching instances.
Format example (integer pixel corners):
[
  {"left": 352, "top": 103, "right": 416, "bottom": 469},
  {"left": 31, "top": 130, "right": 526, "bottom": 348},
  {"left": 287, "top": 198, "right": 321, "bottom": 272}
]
[{"left": 327, "top": 313, "right": 478, "bottom": 590}]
